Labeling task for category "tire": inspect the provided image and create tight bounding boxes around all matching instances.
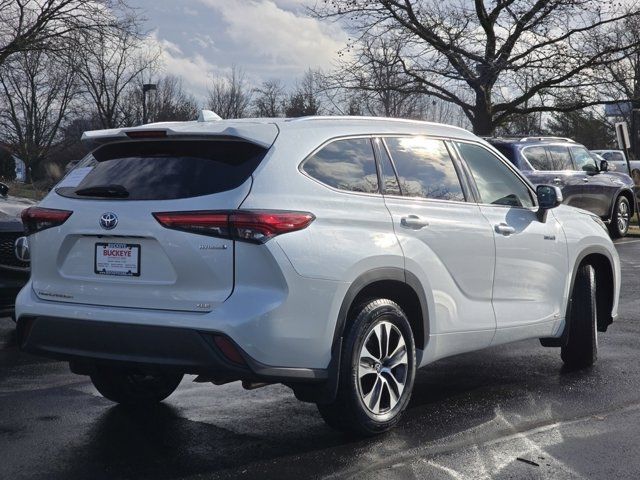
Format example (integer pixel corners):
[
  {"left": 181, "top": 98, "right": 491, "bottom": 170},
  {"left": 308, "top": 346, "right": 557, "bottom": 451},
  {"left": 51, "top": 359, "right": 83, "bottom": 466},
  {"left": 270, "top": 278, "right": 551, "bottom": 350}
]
[
  {"left": 608, "top": 196, "right": 630, "bottom": 238},
  {"left": 317, "top": 299, "right": 416, "bottom": 436},
  {"left": 561, "top": 264, "right": 598, "bottom": 368},
  {"left": 90, "top": 366, "right": 183, "bottom": 406}
]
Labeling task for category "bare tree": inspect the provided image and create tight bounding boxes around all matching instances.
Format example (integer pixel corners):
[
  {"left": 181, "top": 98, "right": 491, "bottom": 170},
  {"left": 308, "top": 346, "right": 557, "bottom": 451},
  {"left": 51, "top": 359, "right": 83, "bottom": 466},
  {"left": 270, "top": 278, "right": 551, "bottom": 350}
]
[
  {"left": 0, "top": 0, "right": 135, "bottom": 67},
  {"left": 285, "top": 69, "right": 323, "bottom": 117},
  {"left": 207, "top": 66, "right": 252, "bottom": 119},
  {"left": 120, "top": 75, "right": 200, "bottom": 125},
  {"left": 329, "top": 36, "right": 427, "bottom": 118},
  {"left": 314, "top": 1, "right": 640, "bottom": 135},
  {"left": 0, "top": 49, "right": 79, "bottom": 181},
  {"left": 77, "top": 27, "right": 160, "bottom": 128},
  {"left": 253, "top": 79, "right": 285, "bottom": 117}
]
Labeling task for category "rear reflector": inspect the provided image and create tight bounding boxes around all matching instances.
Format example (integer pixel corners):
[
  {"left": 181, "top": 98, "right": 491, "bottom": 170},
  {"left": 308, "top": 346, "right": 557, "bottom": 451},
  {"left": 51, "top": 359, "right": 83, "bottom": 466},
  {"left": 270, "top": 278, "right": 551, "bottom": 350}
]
[
  {"left": 152, "top": 210, "right": 315, "bottom": 243},
  {"left": 125, "top": 130, "right": 167, "bottom": 139},
  {"left": 22, "top": 207, "right": 73, "bottom": 235},
  {"left": 213, "top": 336, "right": 246, "bottom": 365}
]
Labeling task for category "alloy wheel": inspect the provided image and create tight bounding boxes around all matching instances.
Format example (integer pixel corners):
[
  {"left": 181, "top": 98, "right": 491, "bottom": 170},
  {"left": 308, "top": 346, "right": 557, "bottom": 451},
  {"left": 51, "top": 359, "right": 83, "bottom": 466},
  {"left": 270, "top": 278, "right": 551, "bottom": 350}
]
[
  {"left": 358, "top": 320, "right": 409, "bottom": 415},
  {"left": 618, "top": 200, "right": 629, "bottom": 233}
]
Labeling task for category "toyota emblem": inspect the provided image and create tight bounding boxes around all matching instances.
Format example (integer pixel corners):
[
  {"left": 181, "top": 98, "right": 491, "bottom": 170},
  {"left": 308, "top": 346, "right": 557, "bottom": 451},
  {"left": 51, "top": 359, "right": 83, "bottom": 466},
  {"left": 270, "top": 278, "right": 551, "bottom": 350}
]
[
  {"left": 99, "top": 212, "right": 118, "bottom": 230},
  {"left": 14, "top": 236, "right": 30, "bottom": 263}
]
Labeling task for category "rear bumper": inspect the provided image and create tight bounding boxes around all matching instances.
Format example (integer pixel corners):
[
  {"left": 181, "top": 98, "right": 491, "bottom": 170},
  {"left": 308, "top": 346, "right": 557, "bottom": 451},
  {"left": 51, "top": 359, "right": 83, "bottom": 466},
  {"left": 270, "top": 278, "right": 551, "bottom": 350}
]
[{"left": 17, "top": 315, "right": 327, "bottom": 383}]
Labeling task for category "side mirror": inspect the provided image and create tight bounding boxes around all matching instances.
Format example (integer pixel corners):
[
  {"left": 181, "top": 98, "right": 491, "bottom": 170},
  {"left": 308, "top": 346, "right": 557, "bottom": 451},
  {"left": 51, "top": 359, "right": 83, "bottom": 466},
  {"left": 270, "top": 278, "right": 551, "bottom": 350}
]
[
  {"left": 536, "top": 185, "right": 563, "bottom": 222},
  {"left": 0, "top": 182, "right": 8, "bottom": 197},
  {"left": 599, "top": 159, "right": 609, "bottom": 172}
]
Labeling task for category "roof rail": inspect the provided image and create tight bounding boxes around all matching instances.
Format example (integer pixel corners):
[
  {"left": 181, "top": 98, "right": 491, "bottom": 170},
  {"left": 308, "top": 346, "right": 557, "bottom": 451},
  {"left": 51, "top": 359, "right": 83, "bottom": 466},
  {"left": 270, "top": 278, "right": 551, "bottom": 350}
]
[{"left": 519, "top": 136, "right": 575, "bottom": 143}]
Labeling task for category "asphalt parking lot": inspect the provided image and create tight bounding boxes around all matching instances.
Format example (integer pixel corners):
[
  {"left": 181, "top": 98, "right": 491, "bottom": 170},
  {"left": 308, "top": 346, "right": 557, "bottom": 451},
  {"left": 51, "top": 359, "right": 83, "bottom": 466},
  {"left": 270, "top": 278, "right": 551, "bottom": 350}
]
[{"left": 2, "top": 238, "right": 640, "bottom": 479}]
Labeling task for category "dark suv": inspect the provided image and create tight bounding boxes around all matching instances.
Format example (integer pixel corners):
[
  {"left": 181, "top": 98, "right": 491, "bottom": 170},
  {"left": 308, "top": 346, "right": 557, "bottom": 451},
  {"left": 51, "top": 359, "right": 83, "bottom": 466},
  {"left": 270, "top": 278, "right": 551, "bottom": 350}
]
[
  {"left": 0, "top": 182, "right": 31, "bottom": 319},
  {"left": 487, "top": 137, "right": 636, "bottom": 238}
]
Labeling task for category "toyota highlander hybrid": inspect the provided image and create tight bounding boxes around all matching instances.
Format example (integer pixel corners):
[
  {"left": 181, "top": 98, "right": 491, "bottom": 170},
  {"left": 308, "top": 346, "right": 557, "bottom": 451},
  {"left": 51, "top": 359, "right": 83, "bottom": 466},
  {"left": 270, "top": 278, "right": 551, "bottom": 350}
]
[{"left": 15, "top": 115, "right": 620, "bottom": 435}]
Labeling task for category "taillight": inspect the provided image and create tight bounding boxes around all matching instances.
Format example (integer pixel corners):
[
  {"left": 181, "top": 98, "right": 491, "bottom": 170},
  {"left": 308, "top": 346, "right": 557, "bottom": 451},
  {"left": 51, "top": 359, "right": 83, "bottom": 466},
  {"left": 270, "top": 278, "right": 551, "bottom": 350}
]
[
  {"left": 21, "top": 207, "right": 73, "bottom": 235},
  {"left": 152, "top": 210, "right": 315, "bottom": 244}
]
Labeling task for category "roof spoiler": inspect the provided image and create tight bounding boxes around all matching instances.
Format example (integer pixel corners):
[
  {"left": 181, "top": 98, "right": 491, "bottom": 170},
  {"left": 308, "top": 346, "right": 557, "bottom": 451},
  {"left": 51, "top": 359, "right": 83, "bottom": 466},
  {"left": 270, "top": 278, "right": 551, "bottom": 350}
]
[{"left": 81, "top": 120, "right": 279, "bottom": 149}]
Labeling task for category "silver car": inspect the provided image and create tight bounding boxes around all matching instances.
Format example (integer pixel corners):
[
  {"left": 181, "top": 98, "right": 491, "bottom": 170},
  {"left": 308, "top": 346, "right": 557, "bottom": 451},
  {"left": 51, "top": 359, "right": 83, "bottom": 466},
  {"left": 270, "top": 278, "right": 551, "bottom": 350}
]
[{"left": 16, "top": 115, "right": 620, "bottom": 435}]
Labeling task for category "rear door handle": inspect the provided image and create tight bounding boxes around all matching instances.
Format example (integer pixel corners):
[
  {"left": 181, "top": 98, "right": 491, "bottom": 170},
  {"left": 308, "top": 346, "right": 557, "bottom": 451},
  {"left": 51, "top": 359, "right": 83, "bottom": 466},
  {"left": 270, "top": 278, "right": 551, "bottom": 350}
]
[
  {"left": 582, "top": 177, "right": 590, "bottom": 182},
  {"left": 495, "top": 223, "right": 516, "bottom": 235},
  {"left": 553, "top": 177, "right": 562, "bottom": 184},
  {"left": 401, "top": 215, "right": 429, "bottom": 229}
]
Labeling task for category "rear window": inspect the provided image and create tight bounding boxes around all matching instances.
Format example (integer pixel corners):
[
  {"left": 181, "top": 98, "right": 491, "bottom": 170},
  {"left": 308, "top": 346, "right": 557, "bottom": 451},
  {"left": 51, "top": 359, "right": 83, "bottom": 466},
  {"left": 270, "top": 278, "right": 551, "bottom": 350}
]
[
  {"left": 302, "top": 138, "right": 379, "bottom": 194},
  {"left": 56, "top": 140, "right": 267, "bottom": 200}
]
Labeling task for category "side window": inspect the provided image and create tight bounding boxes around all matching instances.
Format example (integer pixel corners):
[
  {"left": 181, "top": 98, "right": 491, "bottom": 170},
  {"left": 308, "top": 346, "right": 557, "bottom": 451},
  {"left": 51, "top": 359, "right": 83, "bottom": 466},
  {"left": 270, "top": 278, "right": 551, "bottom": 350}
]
[
  {"left": 374, "top": 138, "right": 401, "bottom": 196},
  {"left": 522, "top": 146, "right": 551, "bottom": 170},
  {"left": 546, "top": 146, "right": 573, "bottom": 170},
  {"left": 302, "top": 138, "right": 379, "bottom": 193},
  {"left": 604, "top": 151, "right": 624, "bottom": 162},
  {"left": 455, "top": 142, "right": 534, "bottom": 208},
  {"left": 384, "top": 137, "right": 465, "bottom": 201},
  {"left": 570, "top": 146, "right": 598, "bottom": 172}
]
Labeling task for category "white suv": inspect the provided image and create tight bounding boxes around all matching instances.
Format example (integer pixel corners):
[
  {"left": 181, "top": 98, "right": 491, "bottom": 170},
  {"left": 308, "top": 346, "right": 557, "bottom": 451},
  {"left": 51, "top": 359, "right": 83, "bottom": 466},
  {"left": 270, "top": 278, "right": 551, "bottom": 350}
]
[{"left": 15, "top": 116, "right": 620, "bottom": 435}]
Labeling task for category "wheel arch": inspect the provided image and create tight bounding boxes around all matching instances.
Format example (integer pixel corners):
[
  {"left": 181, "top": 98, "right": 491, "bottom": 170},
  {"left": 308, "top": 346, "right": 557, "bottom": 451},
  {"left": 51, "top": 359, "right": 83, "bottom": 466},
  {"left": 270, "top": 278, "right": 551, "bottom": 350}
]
[
  {"left": 541, "top": 247, "right": 615, "bottom": 348},
  {"left": 333, "top": 268, "right": 429, "bottom": 353},
  {"left": 581, "top": 252, "right": 615, "bottom": 332},
  {"left": 292, "top": 267, "right": 429, "bottom": 404},
  {"left": 609, "top": 188, "right": 635, "bottom": 219}
]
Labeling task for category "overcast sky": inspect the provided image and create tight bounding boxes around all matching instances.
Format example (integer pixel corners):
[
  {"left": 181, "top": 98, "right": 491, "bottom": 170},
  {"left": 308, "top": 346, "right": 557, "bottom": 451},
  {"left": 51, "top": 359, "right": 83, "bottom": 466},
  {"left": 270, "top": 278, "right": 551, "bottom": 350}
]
[{"left": 130, "top": 0, "right": 348, "bottom": 100}]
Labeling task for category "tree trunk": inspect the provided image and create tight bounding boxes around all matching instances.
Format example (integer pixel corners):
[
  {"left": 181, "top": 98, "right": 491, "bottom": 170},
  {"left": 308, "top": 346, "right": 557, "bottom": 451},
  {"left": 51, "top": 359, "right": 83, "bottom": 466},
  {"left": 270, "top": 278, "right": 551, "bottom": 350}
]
[{"left": 471, "top": 88, "right": 494, "bottom": 136}]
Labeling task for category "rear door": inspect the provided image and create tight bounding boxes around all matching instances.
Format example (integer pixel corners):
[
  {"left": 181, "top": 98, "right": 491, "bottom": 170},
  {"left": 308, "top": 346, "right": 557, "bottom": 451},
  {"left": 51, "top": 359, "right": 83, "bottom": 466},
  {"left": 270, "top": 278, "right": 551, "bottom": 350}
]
[
  {"left": 522, "top": 145, "right": 584, "bottom": 208},
  {"left": 31, "top": 139, "right": 267, "bottom": 312},
  {"left": 379, "top": 136, "right": 496, "bottom": 351}
]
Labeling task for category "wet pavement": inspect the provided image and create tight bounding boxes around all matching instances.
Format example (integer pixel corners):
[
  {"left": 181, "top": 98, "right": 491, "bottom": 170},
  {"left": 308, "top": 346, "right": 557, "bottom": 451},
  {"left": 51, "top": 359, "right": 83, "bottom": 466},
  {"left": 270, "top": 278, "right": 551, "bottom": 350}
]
[{"left": 2, "top": 238, "right": 640, "bottom": 479}]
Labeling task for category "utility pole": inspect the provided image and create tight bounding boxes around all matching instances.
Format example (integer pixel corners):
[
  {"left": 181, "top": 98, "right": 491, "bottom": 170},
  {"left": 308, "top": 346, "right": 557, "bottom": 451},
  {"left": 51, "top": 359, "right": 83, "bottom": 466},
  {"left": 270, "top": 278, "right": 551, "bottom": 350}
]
[
  {"left": 142, "top": 83, "right": 157, "bottom": 125},
  {"left": 632, "top": 51, "right": 640, "bottom": 159}
]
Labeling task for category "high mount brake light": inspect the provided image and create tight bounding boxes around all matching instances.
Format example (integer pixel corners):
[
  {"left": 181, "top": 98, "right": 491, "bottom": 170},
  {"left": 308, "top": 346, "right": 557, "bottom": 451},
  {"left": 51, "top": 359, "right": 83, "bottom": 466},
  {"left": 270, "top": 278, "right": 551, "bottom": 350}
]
[
  {"left": 152, "top": 210, "right": 315, "bottom": 244},
  {"left": 125, "top": 130, "right": 167, "bottom": 139},
  {"left": 21, "top": 207, "right": 73, "bottom": 235}
]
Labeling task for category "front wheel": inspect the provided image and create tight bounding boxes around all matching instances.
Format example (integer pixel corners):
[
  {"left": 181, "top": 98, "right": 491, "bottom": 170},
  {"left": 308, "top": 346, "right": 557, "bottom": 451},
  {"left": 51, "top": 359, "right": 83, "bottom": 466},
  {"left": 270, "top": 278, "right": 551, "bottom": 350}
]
[
  {"left": 561, "top": 264, "right": 598, "bottom": 368},
  {"left": 609, "top": 196, "right": 630, "bottom": 238},
  {"left": 317, "top": 299, "right": 416, "bottom": 436},
  {"left": 90, "top": 366, "right": 183, "bottom": 406}
]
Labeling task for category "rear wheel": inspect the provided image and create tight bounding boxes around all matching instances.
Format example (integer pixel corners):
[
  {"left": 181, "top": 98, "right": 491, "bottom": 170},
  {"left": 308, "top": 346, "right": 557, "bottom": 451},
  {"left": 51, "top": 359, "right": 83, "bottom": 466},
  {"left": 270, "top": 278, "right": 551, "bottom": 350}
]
[
  {"left": 609, "top": 196, "right": 630, "bottom": 238},
  {"left": 90, "top": 366, "right": 183, "bottom": 405},
  {"left": 317, "top": 299, "right": 416, "bottom": 436},
  {"left": 561, "top": 264, "right": 598, "bottom": 368}
]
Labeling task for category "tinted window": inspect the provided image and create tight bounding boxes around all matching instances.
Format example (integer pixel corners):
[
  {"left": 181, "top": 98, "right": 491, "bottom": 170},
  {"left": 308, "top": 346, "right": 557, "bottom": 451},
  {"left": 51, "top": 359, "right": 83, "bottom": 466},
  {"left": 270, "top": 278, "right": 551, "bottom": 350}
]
[
  {"left": 375, "top": 138, "right": 401, "bottom": 195},
  {"left": 303, "top": 138, "right": 379, "bottom": 193},
  {"left": 602, "top": 151, "right": 625, "bottom": 162},
  {"left": 57, "top": 140, "right": 266, "bottom": 200},
  {"left": 456, "top": 142, "right": 534, "bottom": 208},
  {"left": 492, "top": 144, "right": 517, "bottom": 165},
  {"left": 385, "top": 137, "right": 464, "bottom": 201},
  {"left": 522, "top": 146, "right": 551, "bottom": 170},
  {"left": 546, "top": 146, "right": 573, "bottom": 170},
  {"left": 570, "top": 146, "right": 598, "bottom": 172}
]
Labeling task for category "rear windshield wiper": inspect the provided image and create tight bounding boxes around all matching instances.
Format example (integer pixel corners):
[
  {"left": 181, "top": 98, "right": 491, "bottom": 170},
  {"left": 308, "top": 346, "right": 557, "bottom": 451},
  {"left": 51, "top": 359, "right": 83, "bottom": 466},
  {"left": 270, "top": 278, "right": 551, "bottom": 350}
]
[{"left": 75, "top": 184, "right": 130, "bottom": 198}]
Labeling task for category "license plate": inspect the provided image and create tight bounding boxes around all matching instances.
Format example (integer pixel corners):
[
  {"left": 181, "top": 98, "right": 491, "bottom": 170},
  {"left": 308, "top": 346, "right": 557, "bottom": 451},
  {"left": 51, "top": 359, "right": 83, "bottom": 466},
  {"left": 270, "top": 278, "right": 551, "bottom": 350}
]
[{"left": 95, "top": 243, "right": 141, "bottom": 277}]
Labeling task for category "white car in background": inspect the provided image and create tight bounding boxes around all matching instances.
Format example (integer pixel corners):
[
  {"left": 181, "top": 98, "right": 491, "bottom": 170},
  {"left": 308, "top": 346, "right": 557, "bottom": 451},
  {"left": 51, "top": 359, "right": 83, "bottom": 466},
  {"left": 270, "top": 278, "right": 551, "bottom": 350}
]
[{"left": 16, "top": 115, "right": 620, "bottom": 435}]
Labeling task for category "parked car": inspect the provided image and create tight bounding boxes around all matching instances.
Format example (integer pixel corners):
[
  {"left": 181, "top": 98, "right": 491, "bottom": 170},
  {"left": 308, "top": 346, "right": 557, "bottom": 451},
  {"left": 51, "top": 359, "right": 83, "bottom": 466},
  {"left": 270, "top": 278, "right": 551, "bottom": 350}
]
[
  {"left": 15, "top": 116, "right": 620, "bottom": 435},
  {"left": 591, "top": 149, "right": 628, "bottom": 163},
  {"left": 488, "top": 137, "right": 636, "bottom": 238},
  {"left": 591, "top": 149, "right": 640, "bottom": 178},
  {"left": 0, "top": 182, "right": 32, "bottom": 319}
]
